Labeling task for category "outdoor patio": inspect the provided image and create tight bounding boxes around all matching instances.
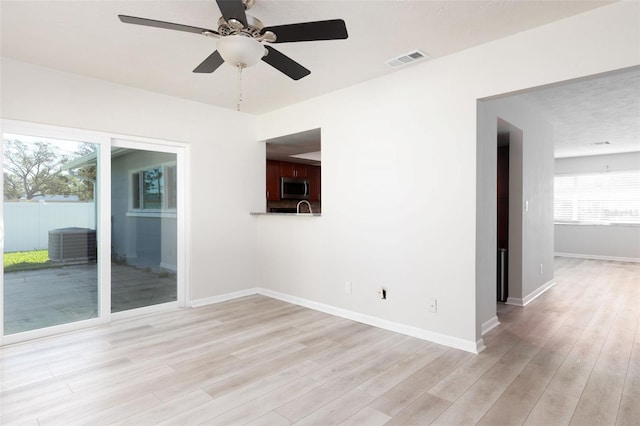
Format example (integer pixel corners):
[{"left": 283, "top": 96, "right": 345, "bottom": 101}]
[{"left": 3, "top": 263, "right": 176, "bottom": 335}]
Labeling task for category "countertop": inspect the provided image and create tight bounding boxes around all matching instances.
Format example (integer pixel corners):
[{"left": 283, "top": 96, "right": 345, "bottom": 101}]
[{"left": 250, "top": 212, "right": 321, "bottom": 217}]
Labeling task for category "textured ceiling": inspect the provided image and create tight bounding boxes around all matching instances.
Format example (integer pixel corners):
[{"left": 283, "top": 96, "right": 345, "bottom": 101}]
[{"left": 517, "top": 67, "right": 640, "bottom": 158}]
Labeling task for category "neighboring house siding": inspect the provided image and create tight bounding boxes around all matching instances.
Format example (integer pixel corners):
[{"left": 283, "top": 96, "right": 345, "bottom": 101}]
[{"left": 111, "top": 150, "right": 177, "bottom": 270}]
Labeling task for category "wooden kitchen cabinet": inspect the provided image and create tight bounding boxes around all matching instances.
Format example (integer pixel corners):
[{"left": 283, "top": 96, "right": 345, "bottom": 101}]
[
  {"left": 280, "top": 162, "right": 308, "bottom": 178},
  {"left": 266, "top": 160, "right": 321, "bottom": 202},
  {"left": 308, "top": 165, "right": 321, "bottom": 202},
  {"left": 266, "top": 160, "right": 281, "bottom": 201}
]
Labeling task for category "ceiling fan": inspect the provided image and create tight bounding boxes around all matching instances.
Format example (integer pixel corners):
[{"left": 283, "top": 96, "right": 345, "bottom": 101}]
[{"left": 118, "top": 0, "right": 348, "bottom": 81}]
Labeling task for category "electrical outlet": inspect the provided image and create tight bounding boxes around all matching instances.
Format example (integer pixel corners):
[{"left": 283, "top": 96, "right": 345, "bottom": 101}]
[
  {"left": 344, "top": 281, "right": 352, "bottom": 294},
  {"left": 428, "top": 297, "right": 437, "bottom": 313}
]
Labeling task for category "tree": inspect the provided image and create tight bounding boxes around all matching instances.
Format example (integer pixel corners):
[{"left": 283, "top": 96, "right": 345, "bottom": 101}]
[
  {"left": 3, "top": 140, "right": 68, "bottom": 200},
  {"left": 67, "top": 142, "right": 97, "bottom": 201},
  {"left": 3, "top": 139, "right": 100, "bottom": 201},
  {"left": 3, "top": 171, "right": 22, "bottom": 199},
  {"left": 142, "top": 167, "right": 163, "bottom": 208}
]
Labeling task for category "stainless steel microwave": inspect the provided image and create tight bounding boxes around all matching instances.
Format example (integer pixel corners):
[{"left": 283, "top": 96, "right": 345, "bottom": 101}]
[{"left": 281, "top": 177, "right": 310, "bottom": 200}]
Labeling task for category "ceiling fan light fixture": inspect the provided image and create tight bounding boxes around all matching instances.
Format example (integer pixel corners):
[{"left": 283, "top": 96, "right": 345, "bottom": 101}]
[{"left": 217, "top": 35, "right": 265, "bottom": 68}]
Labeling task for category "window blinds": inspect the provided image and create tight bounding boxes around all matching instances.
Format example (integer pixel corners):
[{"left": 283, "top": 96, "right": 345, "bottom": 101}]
[{"left": 554, "top": 170, "right": 640, "bottom": 224}]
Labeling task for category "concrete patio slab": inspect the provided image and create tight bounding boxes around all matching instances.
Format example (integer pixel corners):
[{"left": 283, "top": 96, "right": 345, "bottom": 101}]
[{"left": 3, "top": 263, "right": 176, "bottom": 335}]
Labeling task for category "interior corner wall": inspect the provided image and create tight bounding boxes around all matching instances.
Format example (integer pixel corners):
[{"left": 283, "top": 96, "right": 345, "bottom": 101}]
[
  {"left": 554, "top": 152, "right": 640, "bottom": 261},
  {"left": 257, "top": 1, "right": 639, "bottom": 351},
  {"left": 0, "top": 58, "right": 262, "bottom": 301},
  {"left": 507, "top": 126, "right": 524, "bottom": 301},
  {"left": 477, "top": 96, "right": 555, "bottom": 328}
]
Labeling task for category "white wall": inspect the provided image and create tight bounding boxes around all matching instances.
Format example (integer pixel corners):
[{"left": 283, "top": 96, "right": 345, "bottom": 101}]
[
  {"left": 555, "top": 225, "right": 640, "bottom": 261},
  {"left": 257, "top": 2, "right": 640, "bottom": 352},
  {"left": 555, "top": 152, "right": 640, "bottom": 261},
  {"left": 0, "top": 59, "right": 263, "bottom": 300},
  {"left": 556, "top": 152, "right": 640, "bottom": 174}
]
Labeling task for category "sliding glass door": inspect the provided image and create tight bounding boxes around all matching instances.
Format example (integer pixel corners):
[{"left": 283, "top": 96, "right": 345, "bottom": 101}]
[
  {"left": 1, "top": 122, "right": 186, "bottom": 343},
  {"left": 2, "top": 133, "right": 100, "bottom": 335},
  {"left": 110, "top": 144, "right": 178, "bottom": 313}
]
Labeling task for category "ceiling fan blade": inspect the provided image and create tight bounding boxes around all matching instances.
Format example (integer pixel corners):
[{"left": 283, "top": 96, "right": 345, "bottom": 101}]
[
  {"left": 193, "top": 51, "right": 225, "bottom": 73},
  {"left": 262, "top": 46, "right": 310, "bottom": 80},
  {"left": 215, "top": 0, "right": 248, "bottom": 28},
  {"left": 118, "top": 15, "right": 219, "bottom": 36},
  {"left": 262, "top": 19, "right": 348, "bottom": 43}
]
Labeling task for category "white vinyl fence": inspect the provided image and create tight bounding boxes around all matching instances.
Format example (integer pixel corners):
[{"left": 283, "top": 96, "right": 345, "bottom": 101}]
[{"left": 3, "top": 201, "right": 96, "bottom": 252}]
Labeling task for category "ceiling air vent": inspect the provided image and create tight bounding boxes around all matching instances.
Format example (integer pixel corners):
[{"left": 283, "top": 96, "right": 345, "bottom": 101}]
[{"left": 385, "top": 50, "right": 430, "bottom": 68}]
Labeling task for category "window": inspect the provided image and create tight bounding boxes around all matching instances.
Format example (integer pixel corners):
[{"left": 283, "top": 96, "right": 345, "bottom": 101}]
[
  {"left": 131, "top": 163, "right": 176, "bottom": 211},
  {"left": 554, "top": 170, "right": 640, "bottom": 224}
]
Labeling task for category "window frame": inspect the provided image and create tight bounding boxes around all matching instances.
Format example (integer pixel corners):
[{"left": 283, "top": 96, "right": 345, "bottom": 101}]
[
  {"left": 554, "top": 169, "right": 640, "bottom": 226},
  {"left": 128, "top": 161, "right": 177, "bottom": 217}
]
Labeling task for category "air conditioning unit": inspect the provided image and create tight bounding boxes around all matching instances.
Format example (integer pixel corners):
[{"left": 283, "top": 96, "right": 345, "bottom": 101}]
[{"left": 48, "top": 227, "right": 97, "bottom": 263}]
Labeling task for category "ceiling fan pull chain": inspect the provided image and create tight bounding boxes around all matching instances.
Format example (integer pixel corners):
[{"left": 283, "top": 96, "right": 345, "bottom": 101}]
[{"left": 237, "top": 64, "right": 245, "bottom": 111}]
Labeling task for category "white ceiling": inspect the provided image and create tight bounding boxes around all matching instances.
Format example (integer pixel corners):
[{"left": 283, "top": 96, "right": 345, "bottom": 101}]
[
  {"left": 2, "top": 0, "right": 636, "bottom": 159},
  {"left": 1, "top": 0, "right": 613, "bottom": 115}
]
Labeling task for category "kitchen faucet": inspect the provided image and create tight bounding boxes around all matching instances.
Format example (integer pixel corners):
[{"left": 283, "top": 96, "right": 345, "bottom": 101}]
[{"left": 296, "top": 200, "right": 313, "bottom": 215}]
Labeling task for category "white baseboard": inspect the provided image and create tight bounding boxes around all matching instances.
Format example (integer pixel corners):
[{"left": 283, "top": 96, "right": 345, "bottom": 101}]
[
  {"left": 481, "top": 316, "right": 500, "bottom": 335},
  {"left": 257, "top": 288, "right": 481, "bottom": 354},
  {"left": 506, "top": 279, "right": 556, "bottom": 307},
  {"left": 555, "top": 252, "right": 640, "bottom": 263},
  {"left": 505, "top": 297, "right": 523, "bottom": 307},
  {"left": 188, "top": 287, "right": 483, "bottom": 354},
  {"left": 190, "top": 288, "right": 258, "bottom": 308}
]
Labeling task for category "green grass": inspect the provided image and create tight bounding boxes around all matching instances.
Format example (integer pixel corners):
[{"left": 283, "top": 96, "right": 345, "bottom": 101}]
[{"left": 4, "top": 250, "right": 51, "bottom": 272}]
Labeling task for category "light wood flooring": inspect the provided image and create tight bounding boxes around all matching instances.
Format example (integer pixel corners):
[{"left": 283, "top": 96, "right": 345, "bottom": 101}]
[{"left": 1, "top": 257, "right": 638, "bottom": 425}]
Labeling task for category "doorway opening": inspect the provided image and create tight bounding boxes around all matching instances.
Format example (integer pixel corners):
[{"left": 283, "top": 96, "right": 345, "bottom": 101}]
[
  {"left": 496, "top": 131, "right": 509, "bottom": 302},
  {"left": 497, "top": 118, "right": 523, "bottom": 307}
]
